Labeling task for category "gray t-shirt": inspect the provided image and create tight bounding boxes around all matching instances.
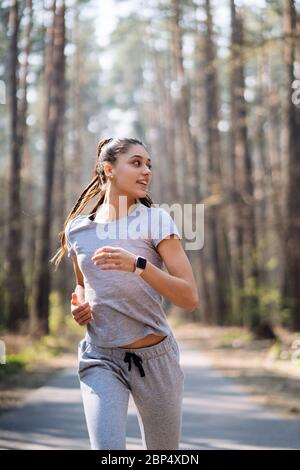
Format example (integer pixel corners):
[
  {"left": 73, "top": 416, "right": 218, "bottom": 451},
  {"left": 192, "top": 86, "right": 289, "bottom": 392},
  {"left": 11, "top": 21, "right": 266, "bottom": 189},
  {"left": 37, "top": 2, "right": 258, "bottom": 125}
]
[{"left": 65, "top": 202, "right": 181, "bottom": 347}]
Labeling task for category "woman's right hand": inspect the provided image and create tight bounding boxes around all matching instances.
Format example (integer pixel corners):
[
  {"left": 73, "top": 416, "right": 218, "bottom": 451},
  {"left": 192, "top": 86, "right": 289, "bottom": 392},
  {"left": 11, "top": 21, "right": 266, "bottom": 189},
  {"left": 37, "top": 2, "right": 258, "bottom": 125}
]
[{"left": 71, "top": 292, "right": 94, "bottom": 325}]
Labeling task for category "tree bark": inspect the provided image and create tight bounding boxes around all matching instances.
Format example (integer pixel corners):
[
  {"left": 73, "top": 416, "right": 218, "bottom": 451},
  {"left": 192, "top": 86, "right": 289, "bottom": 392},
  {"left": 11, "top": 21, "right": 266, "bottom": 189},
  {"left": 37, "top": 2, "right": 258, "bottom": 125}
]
[
  {"left": 31, "top": 0, "right": 66, "bottom": 336},
  {"left": 282, "top": 0, "right": 300, "bottom": 330},
  {"left": 6, "top": 0, "right": 28, "bottom": 332},
  {"left": 203, "top": 0, "right": 230, "bottom": 325},
  {"left": 230, "top": 0, "right": 260, "bottom": 331}
]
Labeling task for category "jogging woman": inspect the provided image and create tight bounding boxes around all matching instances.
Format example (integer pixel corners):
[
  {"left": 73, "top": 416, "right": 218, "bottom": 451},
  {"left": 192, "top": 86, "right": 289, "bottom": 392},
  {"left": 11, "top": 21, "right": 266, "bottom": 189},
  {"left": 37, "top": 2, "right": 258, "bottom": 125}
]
[{"left": 52, "top": 137, "right": 199, "bottom": 450}]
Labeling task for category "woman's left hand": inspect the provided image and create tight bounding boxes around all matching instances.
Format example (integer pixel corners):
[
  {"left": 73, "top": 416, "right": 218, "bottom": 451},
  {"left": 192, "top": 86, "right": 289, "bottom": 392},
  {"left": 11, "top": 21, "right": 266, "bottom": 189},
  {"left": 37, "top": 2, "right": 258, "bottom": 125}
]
[{"left": 91, "top": 246, "right": 137, "bottom": 272}]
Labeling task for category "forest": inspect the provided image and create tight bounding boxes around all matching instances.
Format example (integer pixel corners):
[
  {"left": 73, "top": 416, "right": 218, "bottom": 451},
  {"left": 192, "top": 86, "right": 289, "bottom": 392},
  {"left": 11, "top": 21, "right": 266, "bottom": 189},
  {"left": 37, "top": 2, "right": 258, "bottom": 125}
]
[{"left": 0, "top": 0, "right": 300, "bottom": 340}]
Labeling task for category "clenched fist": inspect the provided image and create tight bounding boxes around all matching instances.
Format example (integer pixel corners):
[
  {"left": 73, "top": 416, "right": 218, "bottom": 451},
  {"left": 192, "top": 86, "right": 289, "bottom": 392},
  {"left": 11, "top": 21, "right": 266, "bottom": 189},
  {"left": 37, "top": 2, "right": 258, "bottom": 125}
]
[{"left": 71, "top": 292, "right": 94, "bottom": 326}]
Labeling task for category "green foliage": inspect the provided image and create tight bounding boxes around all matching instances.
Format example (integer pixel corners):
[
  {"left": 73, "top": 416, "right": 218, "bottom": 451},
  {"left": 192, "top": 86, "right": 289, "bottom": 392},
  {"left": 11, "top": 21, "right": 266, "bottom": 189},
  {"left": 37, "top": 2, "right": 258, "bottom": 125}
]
[
  {"left": 0, "top": 354, "right": 27, "bottom": 378},
  {"left": 49, "top": 288, "right": 83, "bottom": 335},
  {"left": 268, "top": 340, "right": 283, "bottom": 361},
  {"left": 1, "top": 0, "right": 299, "bottom": 337},
  {"left": 220, "top": 330, "right": 254, "bottom": 348},
  {"left": 267, "top": 339, "right": 300, "bottom": 366},
  {"left": 49, "top": 290, "right": 65, "bottom": 335}
]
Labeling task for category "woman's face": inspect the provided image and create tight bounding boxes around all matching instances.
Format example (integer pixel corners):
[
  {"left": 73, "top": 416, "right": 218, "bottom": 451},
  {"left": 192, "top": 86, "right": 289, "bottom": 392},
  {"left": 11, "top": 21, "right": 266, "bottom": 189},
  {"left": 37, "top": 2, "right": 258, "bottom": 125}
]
[{"left": 106, "top": 144, "right": 153, "bottom": 199}]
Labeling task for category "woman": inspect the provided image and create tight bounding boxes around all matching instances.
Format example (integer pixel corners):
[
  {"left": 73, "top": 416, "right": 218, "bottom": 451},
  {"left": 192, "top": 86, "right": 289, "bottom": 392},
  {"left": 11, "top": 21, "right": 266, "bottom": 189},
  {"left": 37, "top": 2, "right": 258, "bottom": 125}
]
[{"left": 51, "top": 137, "right": 199, "bottom": 450}]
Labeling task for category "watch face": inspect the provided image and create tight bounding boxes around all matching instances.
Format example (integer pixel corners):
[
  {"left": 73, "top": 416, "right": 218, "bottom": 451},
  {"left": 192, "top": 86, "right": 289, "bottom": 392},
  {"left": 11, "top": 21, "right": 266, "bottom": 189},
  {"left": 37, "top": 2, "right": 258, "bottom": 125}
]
[{"left": 136, "top": 256, "right": 147, "bottom": 269}]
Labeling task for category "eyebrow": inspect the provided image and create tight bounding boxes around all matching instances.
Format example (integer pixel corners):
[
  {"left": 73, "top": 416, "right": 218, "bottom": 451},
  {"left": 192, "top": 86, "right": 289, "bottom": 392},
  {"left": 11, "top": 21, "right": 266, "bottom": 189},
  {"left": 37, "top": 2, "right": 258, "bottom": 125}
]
[{"left": 129, "top": 154, "right": 152, "bottom": 162}]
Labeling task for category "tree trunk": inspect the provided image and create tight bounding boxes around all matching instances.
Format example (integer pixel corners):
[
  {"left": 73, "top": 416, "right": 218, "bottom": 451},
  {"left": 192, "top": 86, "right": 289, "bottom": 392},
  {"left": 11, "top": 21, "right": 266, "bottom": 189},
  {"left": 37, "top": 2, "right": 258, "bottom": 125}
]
[
  {"left": 230, "top": 0, "right": 260, "bottom": 331},
  {"left": 204, "top": 0, "right": 230, "bottom": 325},
  {"left": 31, "top": 0, "right": 66, "bottom": 336},
  {"left": 282, "top": 0, "right": 300, "bottom": 330},
  {"left": 169, "top": 0, "right": 208, "bottom": 322},
  {"left": 170, "top": 0, "right": 198, "bottom": 203},
  {"left": 6, "top": 0, "right": 27, "bottom": 332}
]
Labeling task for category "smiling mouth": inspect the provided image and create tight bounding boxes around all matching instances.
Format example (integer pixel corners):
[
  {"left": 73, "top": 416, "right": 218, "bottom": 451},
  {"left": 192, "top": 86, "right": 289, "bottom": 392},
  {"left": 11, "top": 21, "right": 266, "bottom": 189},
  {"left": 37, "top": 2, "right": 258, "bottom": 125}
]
[{"left": 137, "top": 182, "right": 148, "bottom": 188}]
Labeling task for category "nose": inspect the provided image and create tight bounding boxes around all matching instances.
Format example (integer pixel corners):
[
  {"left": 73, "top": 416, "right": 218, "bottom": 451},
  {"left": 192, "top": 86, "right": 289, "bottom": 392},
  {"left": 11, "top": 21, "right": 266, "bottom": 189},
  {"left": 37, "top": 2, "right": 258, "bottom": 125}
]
[{"left": 142, "top": 165, "right": 151, "bottom": 175}]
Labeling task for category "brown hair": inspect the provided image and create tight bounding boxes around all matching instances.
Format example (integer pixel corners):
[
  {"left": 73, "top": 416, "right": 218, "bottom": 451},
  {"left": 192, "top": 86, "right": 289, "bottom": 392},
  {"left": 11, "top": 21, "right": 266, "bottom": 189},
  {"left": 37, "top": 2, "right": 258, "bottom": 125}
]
[{"left": 50, "top": 137, "right": 153, "bottom": 270}]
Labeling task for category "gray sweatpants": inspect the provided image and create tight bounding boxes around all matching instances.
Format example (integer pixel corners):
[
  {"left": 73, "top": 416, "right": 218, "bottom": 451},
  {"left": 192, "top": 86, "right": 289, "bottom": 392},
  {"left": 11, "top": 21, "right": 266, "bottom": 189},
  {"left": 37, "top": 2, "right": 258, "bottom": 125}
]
[{"left": 77, "top": 332, "right": 184, "bottom": 450}]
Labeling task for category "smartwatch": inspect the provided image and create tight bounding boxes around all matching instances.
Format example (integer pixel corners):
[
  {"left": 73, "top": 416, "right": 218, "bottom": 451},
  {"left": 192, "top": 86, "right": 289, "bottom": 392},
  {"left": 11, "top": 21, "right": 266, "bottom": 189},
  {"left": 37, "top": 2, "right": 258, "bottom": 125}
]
[{"left": 134, "top": 256, "right": 147, "bottom": 275}]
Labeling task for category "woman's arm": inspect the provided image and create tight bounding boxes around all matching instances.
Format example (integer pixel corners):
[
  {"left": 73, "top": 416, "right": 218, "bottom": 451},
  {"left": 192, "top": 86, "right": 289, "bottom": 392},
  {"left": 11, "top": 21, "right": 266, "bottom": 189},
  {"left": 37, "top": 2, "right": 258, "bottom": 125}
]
[
  {"left": 74, "top": 284, "right": 85, "bottom": 303},
  {"left": 72, "top": 255, "right": 85, "bottom": 301},
  {"left": 92, "top": 237, "right": 199, "bottom": 312},
  {"left": 140, "top": 236, "right": 199, "bottom": 312},
  {"left": 70, "top": 255, "right": 93, "bottom": 325}
]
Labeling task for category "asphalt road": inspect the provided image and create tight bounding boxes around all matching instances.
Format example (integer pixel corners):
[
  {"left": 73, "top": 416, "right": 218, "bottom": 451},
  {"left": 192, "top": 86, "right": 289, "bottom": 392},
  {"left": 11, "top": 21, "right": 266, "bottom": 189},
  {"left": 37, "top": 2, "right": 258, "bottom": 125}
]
[{"left": 0, "top": 342, "right": 300, "bottom": 450}]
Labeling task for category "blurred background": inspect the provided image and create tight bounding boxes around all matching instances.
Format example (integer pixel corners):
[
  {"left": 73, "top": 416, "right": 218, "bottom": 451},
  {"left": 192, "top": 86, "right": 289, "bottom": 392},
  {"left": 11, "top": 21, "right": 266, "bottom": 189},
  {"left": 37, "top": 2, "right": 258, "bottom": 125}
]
[{"left": 0, "top": 0, "right": 300, "bottom": 395}]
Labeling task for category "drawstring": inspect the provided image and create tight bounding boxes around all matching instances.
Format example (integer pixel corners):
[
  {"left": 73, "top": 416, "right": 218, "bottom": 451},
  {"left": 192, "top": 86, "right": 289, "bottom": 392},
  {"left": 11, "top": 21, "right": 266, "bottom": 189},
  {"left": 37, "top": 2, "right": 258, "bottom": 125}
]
[{"left": 124, "top": 352, "right": 145, "bottom": 378}]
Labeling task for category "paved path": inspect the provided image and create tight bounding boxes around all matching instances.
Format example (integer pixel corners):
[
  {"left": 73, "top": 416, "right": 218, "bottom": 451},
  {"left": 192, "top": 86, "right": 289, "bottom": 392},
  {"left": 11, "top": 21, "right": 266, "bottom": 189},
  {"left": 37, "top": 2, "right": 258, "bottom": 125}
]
[{"left": 0, "top": 342, "right": 300, "bottom": 450}]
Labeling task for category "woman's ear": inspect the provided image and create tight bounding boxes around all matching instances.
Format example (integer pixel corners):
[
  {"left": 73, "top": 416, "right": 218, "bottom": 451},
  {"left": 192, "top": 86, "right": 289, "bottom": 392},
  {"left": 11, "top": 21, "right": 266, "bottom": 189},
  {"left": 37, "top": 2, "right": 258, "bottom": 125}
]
[{"left": 103, "top": 162, "right": 113, "bottom": 179}]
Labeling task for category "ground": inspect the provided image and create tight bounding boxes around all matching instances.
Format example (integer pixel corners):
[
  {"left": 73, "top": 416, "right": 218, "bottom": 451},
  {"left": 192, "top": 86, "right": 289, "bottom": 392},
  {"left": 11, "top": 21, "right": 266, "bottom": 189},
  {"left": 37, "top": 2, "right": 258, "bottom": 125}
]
[
  {"left": 0, "top": 332, "right": 80, "bottom": 414},
  {"left": 1, "top": 321, "right": 300, "bottom": 420},
  {"left": 171, "top": 319, "right": 300, "bottom": 419}
]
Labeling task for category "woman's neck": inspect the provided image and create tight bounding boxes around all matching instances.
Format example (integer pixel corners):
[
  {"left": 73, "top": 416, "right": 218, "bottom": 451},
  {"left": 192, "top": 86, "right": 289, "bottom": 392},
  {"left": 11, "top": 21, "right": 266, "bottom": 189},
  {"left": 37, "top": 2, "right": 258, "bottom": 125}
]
[{"left": 95, "top": 195, "right": 138, "bottom": 223}]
